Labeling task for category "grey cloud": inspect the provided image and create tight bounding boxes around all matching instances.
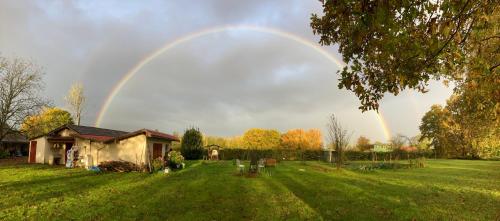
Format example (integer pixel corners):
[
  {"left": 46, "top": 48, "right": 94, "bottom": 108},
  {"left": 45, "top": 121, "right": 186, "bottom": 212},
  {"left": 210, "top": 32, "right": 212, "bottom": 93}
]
[
  {"left": 0, "top": 0, "right": 452, "bottom": 142},
  {"left": 101, "top": 33, "right": 363, "bottom": 138}
]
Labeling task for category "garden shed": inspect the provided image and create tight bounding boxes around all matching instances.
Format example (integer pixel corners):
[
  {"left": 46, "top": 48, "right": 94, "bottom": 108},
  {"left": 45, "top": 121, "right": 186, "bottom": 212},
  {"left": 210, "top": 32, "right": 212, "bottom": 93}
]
[{"left": 29, "top": 124, "right": 179, "bottom": 167}]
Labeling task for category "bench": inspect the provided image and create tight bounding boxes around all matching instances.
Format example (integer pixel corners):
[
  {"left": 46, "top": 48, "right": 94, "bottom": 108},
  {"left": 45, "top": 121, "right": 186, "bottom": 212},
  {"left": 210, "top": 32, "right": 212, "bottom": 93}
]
[{"left": 264, "top": 158, "right": 277, "bottom": 167}]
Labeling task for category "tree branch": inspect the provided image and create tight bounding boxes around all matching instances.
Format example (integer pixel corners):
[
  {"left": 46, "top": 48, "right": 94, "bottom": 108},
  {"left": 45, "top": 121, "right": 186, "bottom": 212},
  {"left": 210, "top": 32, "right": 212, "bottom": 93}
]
[
  {"left": 490, "top": 63, "right": 500, "bottom": 72},
  {"left": 424, "top": 0, "right": 471, "bottom": 67}
]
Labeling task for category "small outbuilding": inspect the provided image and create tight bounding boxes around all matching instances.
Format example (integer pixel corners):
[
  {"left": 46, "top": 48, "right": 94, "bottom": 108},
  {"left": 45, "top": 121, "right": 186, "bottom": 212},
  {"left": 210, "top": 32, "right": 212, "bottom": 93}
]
[
  {"left": 1, "top": 132, "right": 29, "bottom": 156},
  {"left": 28, "top": 124, "right": 179, "bottom": 167},
  {"left": 323, "top": 148, "right": 336, "bottom": 163}
]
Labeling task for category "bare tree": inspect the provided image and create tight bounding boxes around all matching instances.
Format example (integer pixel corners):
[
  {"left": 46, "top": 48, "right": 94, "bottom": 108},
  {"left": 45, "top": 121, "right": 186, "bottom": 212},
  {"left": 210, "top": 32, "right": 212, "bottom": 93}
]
[
  {"left": 390, "top": 134, "right": 407, "bottom": 149},
  {"left": 326, "top": 114, "right": 352, "bottom": 169},
  {"left": 389, "top": 134, "right": 408, "bottom": 161},
  {"left": 65, "top": 82, "right": 85, "bottom": 125},
  {"left": 399, "top": 134, "right": 418, "bottom": 147},
  {"left": 0, "top": 56, "right": 47, "bottom": 142}
]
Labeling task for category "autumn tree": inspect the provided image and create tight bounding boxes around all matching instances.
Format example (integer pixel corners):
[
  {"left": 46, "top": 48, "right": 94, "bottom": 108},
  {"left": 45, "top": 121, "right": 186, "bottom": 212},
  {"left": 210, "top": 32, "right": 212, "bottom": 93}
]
[
  {"left": 281, "top": 129, "right": 323, "bottom": 161},
  {"left": 356, "top": 136, "right": 371, "bottom": 151},
  {"left": 446, "top": 93, "right": 499, "bottom": 158},
  {"left": 65, "top": 82, "right": 85, "bottom": 125},
  {"left": 203, "top": 136, "right": 227, "bottom": 148},
  {"left": 421, "top": 95, "right": 500, "bottom": 158},
  {"left": 415, "top": 136, "right": 432, "bottom": 151},
  {"left": 420, "top": 104, "right": 469, "bottom": 157},
  {"left": 281, "top": 129, "right": 306, "bottom": 150},
  {"left": 312, "top": 1, "right": 499, "bottom": 157},
  {"left": 226, "top": 136, "right": 244, "bottom": 149},
  {"left": 281, "top": 129, "right": 323, "bottom": 150},
  {"left": 420, "top": 105, "right": 448, "bottom": 157},
  {"left": 242, "top": 128, "right": 281, "bottom": 150},
  {"left": 311, "top": 0, "right": 499, "bottom": 116},
  {"left": 306, "top": 129, "right": 323, "bottom": 150},
  {"left": 326, "top": 114, "right": 352, "bottom": 169},
  {"left": 21, "top": 107, "right": 73, "bottom": 138},
  {"left": 0, "top": 56, "right": 47, "bottom": 143}
]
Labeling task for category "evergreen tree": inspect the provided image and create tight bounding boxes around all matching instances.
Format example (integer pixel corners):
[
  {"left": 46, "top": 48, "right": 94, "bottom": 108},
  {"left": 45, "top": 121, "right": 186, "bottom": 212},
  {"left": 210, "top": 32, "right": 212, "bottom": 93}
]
[{"left": 180, "top": 127, "right": 204, "bottom": 160}]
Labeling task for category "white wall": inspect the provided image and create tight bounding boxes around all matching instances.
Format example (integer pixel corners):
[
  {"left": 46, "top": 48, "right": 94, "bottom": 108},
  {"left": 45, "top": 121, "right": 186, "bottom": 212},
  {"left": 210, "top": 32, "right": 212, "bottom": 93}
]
[
  {"left": 32, "top": 137, "right": 48, "bottom": 163},
  {"left": 96, "top": 134, "right": 147, "bottom": 166}
]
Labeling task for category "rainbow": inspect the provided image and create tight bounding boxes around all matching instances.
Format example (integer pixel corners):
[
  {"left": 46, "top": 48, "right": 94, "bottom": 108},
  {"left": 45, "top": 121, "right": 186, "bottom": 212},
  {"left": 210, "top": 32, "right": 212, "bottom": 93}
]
[
  {"left": 375, "top": 110, "right": 392, "bottom": 141},
  {"left": 94, "top": 24, "right": 392, "bottom": 141}
]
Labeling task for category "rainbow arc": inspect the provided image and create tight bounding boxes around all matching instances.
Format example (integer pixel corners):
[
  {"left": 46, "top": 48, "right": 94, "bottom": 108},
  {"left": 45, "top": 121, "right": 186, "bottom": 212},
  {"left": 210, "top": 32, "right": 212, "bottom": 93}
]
[{"left": 94, "top": 24, "right": 392, "bottom": 141}]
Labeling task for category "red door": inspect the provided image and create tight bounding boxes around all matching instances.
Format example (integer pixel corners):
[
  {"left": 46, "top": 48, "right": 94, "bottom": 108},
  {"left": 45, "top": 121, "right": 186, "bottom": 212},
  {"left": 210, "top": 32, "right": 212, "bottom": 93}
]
[
  {"left": 153, "top": 143, "right": 162, "bottom": 159},
  {"left": 29, "top": 141, "right": 37, "bottom": 163}
]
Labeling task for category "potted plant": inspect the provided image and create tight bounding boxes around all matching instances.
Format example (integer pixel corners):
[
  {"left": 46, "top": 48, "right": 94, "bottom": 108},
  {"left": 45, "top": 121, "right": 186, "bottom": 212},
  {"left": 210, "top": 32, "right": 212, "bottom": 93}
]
[{"left": 168, "top": 151, "right": 185, "bottom": 169}]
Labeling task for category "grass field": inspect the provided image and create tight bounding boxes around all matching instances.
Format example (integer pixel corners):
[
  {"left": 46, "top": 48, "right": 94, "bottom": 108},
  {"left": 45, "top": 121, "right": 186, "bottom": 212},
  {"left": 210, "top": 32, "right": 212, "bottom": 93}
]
[{"left": 0, "top": 159, "right": 499, "bottom": 220}]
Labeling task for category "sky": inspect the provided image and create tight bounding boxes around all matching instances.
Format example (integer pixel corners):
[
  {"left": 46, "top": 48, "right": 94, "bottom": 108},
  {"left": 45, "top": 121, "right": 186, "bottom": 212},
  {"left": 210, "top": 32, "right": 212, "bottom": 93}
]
[{"left": 0, "top": 0, "right": 453, "bottom": 143}]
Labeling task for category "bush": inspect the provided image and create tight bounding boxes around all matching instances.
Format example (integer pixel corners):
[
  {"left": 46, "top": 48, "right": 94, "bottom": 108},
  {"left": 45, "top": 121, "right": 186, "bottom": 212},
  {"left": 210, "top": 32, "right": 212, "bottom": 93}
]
[
  {"left": 354, "top": 162, "right": 407, "bottom": 170},
  {"left": 0, "top": 150, "right": 10, "bottom": 159},
  {"left": 151, "top": 158, "right": 164, "bottom": 172},
  {"left": 409, "top": 157, "right": 426, "bottom": 168},
  {"left": 352, "top": 158, "right": 427, "bottom": 171},
  {"left": 168, "top": 151, "right": 184, "bottom": 168},
  {"left": 181, "top": 128, "right": 204, "bottom": 160}
]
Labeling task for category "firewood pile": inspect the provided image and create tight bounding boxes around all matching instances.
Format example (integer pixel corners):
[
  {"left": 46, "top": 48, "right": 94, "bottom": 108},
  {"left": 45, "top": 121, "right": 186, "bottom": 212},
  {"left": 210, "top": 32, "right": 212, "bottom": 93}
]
[{"left": 98, "top": 161, "right": 140, "bottom": 172}]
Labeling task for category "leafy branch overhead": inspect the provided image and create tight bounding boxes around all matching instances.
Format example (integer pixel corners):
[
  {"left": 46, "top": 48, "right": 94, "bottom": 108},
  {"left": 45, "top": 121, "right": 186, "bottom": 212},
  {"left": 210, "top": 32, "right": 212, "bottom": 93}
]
[{"left": 311, "top": 0, "right": 499, "bottom": 112}]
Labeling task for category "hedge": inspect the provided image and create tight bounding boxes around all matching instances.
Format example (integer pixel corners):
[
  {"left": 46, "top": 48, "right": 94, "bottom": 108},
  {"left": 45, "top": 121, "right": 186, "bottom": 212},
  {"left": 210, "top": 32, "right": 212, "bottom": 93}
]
[
  {"left": 218, "top": 149, "right": 323, "bottom": 161},
  {"left": 341, "top": 150, "right": 435, "bottom": 161},
  {"left": 217, "top": 149, "right": 435, "bottom": 161}
]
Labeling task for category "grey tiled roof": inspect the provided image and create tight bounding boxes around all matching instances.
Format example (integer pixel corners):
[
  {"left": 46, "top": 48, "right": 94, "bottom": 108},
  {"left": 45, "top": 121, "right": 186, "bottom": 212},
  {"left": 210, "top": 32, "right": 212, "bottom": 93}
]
[
  {"left": 65, "top": 125, "right": 129, "bottom": 138},
  {"left": 1, "top": 132, "right": 28, "bottom": 143}
]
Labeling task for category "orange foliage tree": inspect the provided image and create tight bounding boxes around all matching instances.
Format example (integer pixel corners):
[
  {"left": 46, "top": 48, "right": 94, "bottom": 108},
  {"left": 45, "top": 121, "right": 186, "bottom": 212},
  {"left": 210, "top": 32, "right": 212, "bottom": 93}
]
[{"left": 281, "top": 129, "right": 323, "bottom": 150}]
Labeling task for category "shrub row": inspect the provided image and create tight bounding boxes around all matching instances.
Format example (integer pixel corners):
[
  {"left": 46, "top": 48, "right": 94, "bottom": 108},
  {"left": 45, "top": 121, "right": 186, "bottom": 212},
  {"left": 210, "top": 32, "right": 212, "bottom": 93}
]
[
  {"left": 342, "top": 150, "right": 435, "bottom": 161},
  {"left": 218, "top": 149, "right": 323, "bottom": 161},
  {"left": 217, "top": 149, "right": 435, "bottom": 161}
]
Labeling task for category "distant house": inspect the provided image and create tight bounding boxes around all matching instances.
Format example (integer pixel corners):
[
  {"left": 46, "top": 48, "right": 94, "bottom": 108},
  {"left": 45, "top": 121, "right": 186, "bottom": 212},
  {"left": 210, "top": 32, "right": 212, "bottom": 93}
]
[
  {"left": 1, "top": 132, "right": 29, "bottom": 156},
  {"left": 400, "top": 146, "right": 418, "bottom": 152},
  {"left": 372, "top": 144, "right": 392, "bottom": 152},
  {"left": 29, "top": 124, "right": 179, "bottom": 167}
]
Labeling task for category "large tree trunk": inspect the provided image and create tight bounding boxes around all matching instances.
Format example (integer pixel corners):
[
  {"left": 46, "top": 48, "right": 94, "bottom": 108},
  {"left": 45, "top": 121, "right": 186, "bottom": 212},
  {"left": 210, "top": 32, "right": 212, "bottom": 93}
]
[{"left": 336, "top": 148, "right": 342, "bottom": 169}]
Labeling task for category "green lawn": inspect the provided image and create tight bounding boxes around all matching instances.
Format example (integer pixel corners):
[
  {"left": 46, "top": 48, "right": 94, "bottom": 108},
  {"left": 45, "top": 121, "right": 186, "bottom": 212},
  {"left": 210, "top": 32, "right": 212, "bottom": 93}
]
[{"left": 1, "top": 160, "right": 499, "bottom": 220}]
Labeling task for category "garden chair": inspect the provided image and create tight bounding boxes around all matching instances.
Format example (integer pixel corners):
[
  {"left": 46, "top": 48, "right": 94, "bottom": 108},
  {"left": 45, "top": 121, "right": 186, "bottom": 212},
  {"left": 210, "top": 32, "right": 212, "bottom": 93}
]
[
  {"left": 211, "top": 149, "right": 219, "bottom": 160},
  {"left": 236, "top": 159, "right": 245, "bottom": 175},
  {"left": 258, "top": 158, "right": 266, "bottom": 174}
]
